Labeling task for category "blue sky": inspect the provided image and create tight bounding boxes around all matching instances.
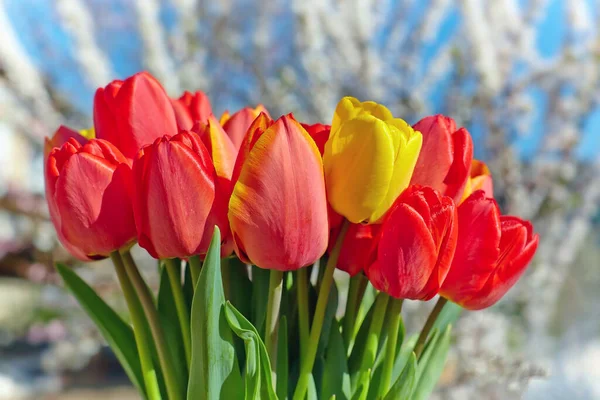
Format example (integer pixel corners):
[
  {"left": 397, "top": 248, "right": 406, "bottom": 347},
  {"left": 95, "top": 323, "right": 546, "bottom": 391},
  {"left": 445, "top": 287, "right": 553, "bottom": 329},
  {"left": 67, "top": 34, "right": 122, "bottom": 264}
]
[{"left": 3, "top": 0, "right": 599, "bottom": 160}]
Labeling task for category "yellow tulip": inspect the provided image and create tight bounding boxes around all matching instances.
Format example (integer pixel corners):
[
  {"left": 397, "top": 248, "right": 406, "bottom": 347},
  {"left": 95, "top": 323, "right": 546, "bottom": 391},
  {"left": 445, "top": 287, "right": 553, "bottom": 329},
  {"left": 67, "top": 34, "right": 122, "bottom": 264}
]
[{"left": 323, "top": 97, "right": 422, "bottom": 223}]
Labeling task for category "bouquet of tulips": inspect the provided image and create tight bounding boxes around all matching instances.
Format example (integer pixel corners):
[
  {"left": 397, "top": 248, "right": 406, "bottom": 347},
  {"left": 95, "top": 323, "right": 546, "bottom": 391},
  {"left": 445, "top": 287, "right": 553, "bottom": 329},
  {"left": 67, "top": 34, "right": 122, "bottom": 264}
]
[{"left": 44, "top": 72, "right": 539, "bottom": 400}]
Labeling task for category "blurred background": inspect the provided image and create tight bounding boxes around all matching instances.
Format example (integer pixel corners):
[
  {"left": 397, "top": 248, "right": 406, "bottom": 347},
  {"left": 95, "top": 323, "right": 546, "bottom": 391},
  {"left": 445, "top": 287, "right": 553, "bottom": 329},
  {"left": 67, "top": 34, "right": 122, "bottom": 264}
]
[{"left": 0, "top": 0, "right": 599, "bottom": 399}]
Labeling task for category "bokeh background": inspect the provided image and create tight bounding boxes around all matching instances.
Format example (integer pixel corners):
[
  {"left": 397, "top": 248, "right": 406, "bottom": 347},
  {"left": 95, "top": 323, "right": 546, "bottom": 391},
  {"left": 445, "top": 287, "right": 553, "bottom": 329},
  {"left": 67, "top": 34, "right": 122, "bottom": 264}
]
[{"left": 0, "top": 0, "right": 599, "bottom": 399}]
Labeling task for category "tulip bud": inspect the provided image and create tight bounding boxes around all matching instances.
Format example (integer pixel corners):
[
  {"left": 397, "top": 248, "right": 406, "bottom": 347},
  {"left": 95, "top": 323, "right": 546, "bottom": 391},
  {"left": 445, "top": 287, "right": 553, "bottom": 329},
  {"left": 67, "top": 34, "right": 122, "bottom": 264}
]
[
  {"left": 228, "top": 115, "right": 328, "bottom": 271},
  {"left": 410, "top": 115, "right": 474, "bottom": 203},
  {"left": 440, "top": 191, "right": 539, "bottom": 310},
  {"left": 132, "top": 132, "right": 217, "bottom": 259},
  {"left": 221, "top": 105, "right": 270, "bottom": 151},
  {"left": 192, "top": 116, "right": 237, "bottom": 256},
  {"left": 171, "top": 90, "right": 213, "bottom": 130},
  {"left": 44, "top": 125, "right": 94, "bottom": 158},
  {"left": 461, "top": 159, "right": 494, "bottom": 202},
  {"left": 45, "top": 138, "right": 136, "bottom": 260},
  {"left": 334, "top": 223, "right": 379, "bottom": 277},
  {"left": 301, "top": 123, "right": 330, "bottom": 156},
  {"left": 365, "top": 186, "right": 458, "bottom": 300},
  {"left": 94, "top": 71, "right": 177, "bottom": 160},
  {"left": 324, "top": 97, "right": 422, "bottom": 224}
]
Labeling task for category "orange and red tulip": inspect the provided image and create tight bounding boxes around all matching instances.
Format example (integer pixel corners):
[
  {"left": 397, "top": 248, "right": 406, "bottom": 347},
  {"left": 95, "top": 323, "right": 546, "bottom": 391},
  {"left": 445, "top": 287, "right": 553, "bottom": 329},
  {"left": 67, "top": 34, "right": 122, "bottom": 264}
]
[
  {"left": 94, "top": 71, "right": 177, "bottom": 160},
  {"left": 192, "top": 116, "right": 238, "bottom": 256},
  {"left": 228, "top": 114, "right": 328, "bottom": 271},
  {"left": 440, "top": 191, "right": 539, "bottom": 310},
  {"left": 365, "top": 185, "right": 458, "bottom": 300},
  {"left": 132, "top": 132, "right": 216, "bottom": 259},
  {"left": 45, "top": 138, "right": 136, "bottom": 260},
  {"left": 221, "top": 105, "right": 270, "bottom": 151},
  {"left": 171, "top": 90, "right": 213, "bottom": 130},
  {"left": 410, "top": 115, "right": 474, "bottom": 203}
]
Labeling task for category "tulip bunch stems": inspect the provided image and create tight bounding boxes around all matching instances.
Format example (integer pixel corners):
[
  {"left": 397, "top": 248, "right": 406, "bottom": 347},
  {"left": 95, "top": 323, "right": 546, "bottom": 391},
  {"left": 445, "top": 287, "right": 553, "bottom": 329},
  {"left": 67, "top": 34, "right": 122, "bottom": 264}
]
[
  {"left": 265, "top": 269, "right": 284, "bottom": 380},
  {"left": 293, "top": 220, "right": 350, "bottom": 400},
  {"left": 379, "top": 297, "right": 404, "bottom": 396},
  {"left": 122, "top": 252, "right": 184, "bottom": 400},
  {"left": 165, "top": 258, "right": 192, "bottom": 367},
  {"left": 296, "top": 267, "right": 310, "bottom": 359},
  {"left": 414, "top": 296, "right": 448, "bottom": 358},
  {"left": 110, "top": 252, "right": 162, "bottom": 400},
  {"left": 188, "top": 255, "right": 202, "bottom": 289}
]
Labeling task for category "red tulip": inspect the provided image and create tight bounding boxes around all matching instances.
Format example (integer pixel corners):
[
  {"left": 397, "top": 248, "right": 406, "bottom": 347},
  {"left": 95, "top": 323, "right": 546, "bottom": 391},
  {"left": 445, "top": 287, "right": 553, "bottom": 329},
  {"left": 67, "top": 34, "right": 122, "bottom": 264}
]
[
  {"left": 228, "top": 114, "right": 328, "bottom": 271},
  {"left": 301, "top": 123, "right": 330, "bottom": 156},
  {"left": 132, "top": 131, "right": 217, "bottom": 259},
  {"left": 44, "top": 125, "right": 93, "bottom": 158},
  {"left": 192, "top": 116, "right": 237, "bottom": 256},
  {"left": 221, "top": 105, "right": 270, "bottom": 151},
  {"left": 440, "top": 191, "right": 539, "bottom": 310},
  {"left": 410, "top": 115, "right": 474, "bottom": 203},
  {"left": 94, "top": 71, "right": 177, "bottom": 160},
  {"left": 334, "top": 223, "right": 379, "bottom": 277},
  {"left": 45, "top": 138, "right": 136, "bottom": 260},
  {"left": 171, "top": 90, "right": 213, "bottom": 130},
  {"left": 365, "top": 185, "right": 458, "bottom": 300}
]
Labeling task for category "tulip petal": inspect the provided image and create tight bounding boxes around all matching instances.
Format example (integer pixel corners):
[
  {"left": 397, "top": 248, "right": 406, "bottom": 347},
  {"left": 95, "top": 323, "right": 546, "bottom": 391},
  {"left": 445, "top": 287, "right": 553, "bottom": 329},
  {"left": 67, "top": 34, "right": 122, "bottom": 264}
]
[
  {"left": 95, "top": 72, "right": 177, "bottom": 159},
  {"left": 370, "top": 123, "right": 422, "bottom": 222},
  {"left": 229, "top": 117, "right": 328, "bottom": 271},
  {"left": 440, "top": 191, "right": 502, "bottom": 303},
  {"left": 367, "top": 203, "right": 437, "bottom": 299},
  {"left": 55, "top": 153, "right": 135, "bottom": 256},
  {"left": 133, "top": 137, "right": 216, "bottom": 258},
  {"left": 325, "top": 115, "right": 395, "bottom": 223}
]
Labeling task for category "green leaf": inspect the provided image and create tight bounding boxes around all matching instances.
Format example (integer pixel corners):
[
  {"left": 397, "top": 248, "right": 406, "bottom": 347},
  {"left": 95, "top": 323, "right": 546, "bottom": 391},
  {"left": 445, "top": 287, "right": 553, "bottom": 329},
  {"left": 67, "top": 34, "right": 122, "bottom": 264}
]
[
  {"left": 321, "top": 320, "right": 351, "bottom": 400},
  {"left": 384, "top": 353, "right": 416, "bottom": 400},
  {"left": 392, "top": 334, "right": 418, "bottom": 384},
  {"left": 55, "top": 263, "right": 144, "bottom": 395},
  {"left": 276, "top": 316, "right": 288, "bottom": 400},
  {"left": 157, "top": 263, "right": 188, "bottom": 389},
  {"left": 251, "top": 266, "right": 271, "bottom": 336},
  {"left": 351, "top": 369, "right": 370, "bottom": 400},
  {"left": 348, "top": 299, "right": 374, "bottom": 386},
  {"left": 412, "top": 326, "right": 452, "bottom": 400},
  {"left": 224, "top": 302, "right": 278, "bottom": 400},
  {"left": 187, "top": 227, "right": 243, "bottom": 400}
]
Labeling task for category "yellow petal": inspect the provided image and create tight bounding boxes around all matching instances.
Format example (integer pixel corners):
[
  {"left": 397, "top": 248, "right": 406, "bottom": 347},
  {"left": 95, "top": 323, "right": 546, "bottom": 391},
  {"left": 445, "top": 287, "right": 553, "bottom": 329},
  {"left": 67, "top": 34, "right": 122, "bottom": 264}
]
[
  {"left": 369, "top": 123, "right": 422, "bottom": 222},
  {"left": 324, "top": 115, "right": 395, "bottom": 223},
  {"left": 79, "top": 127, "right": 95, "bottom": 140}
]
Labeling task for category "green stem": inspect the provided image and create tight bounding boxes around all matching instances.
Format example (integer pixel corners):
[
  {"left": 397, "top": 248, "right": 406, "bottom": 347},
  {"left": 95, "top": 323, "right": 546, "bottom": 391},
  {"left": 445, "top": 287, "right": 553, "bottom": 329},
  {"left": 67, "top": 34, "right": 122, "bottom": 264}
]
[
  {"left": 353, "top": 292, "right": 389, "bottom": 400},
  {"left": 188, "top": 255, "right": 202, "bottom": 289},
  {"left": 379, "top": 297, "right": 403, "bottom": 397},
  {"left": 111, "top": 252, "right": 162, "bottom": 400},
  {"left": 296, "top": 267, "right": 310, "bottom": 359},
  {"left": 293, "top": 220, "right": 350, "bottom": 400},
  {"left": 221, "top": 257, "right": 231, "bottom": 300},
  {"left": 165, "top": 258, "right": 192, "bottom": 367},
  {"left": 343, "top": 273, "right": 364, "bottom": 349},
  {"left": 265, "top": 269, "right": 284, "bottom": 379},
  {"left": 414, "top": 297, "right": 448, "bottom": 359},
  {"left": 121, "top": 252, "right": 184, "bottom": 400},
  {"left": 359, "top": 292, "right": 390, "bottom": 372}
]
